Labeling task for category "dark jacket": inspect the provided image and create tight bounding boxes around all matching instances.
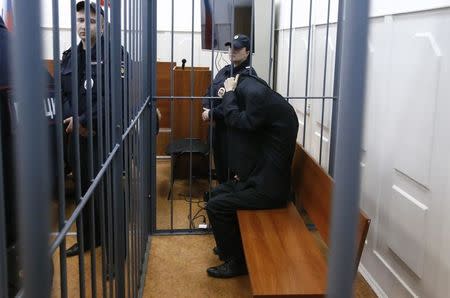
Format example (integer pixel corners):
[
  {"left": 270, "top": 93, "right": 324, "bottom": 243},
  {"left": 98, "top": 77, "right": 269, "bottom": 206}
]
[
  {"left": 1, "top": 16, "right": 11, "bottom": 133},
  {"left": 61, "top": 39, "right": 106, "bottom": 129},
  {"left": 0, "top": 16, "right": 10, "bottom": 88},
  {"left": 203, "top": 58, "right": 257, "bottom": 121},
  {"left": 219, "top": 74, "right": 299, "bottom": 199}
]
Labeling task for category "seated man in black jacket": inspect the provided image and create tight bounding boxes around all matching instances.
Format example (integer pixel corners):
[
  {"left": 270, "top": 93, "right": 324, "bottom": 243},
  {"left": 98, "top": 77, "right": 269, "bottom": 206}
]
[{"left": 205, "top": 74, "right": 299, "bottom": 278}]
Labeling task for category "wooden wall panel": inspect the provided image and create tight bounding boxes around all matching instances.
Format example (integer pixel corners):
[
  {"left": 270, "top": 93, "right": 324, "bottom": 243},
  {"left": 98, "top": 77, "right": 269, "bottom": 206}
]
[
  {"left": 156, "top": 130, "right": 171, "bottom": 156},
  {"left": 172, "top": 68, "right": 211, "bottom": 141},
  {"left": 156, "top": 62, "right": 174, "bottom": 129},
  {"left": 44, "top": 60, "right": 54, "bottom": 77}
]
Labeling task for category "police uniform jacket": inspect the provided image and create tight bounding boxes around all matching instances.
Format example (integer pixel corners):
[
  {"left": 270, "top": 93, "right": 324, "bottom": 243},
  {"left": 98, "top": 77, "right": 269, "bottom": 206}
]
[
  {"left": 203, "top": 58, "right": 257, "bottom": 123},
  {"left": 61, "top": 38, "right": 106, "bottom": 130},
  {"left": 0, "top": 16, "right": 10, "bottom": 88},
  {"left": 220, "top": 74, "right": 299, "bottom": 199}
]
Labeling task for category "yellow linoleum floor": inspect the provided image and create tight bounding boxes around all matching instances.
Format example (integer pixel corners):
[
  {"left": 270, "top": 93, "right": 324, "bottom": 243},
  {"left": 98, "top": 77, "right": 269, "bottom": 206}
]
[{"left": 50, "top": 159, "right": 377, "bottom": 297}]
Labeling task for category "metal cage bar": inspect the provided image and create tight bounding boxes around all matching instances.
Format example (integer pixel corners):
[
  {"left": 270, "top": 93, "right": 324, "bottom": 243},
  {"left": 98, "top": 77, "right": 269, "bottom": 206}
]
[
  {"left": 12, "top": 0, "right": 51, "bottom": 296},
  {"left": 327, "top": 0, "right": 370, "bottom": 296}
]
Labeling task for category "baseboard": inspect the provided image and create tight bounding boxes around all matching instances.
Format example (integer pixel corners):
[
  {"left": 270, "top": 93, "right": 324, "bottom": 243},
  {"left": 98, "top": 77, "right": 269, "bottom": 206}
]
[{"left": 358, "top": 264, "right": 388, "bottom": 298}]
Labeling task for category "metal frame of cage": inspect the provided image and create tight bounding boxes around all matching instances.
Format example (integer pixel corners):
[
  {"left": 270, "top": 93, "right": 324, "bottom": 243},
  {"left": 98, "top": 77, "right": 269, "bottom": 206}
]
[{"left": 0, "top": 0, "right": 369, "bottom": 296}]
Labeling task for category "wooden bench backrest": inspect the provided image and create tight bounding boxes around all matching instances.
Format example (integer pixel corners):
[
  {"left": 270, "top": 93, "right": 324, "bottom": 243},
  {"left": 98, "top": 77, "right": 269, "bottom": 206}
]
[{"left": 291, "top": 144, "right": 370, "bottom": 267}]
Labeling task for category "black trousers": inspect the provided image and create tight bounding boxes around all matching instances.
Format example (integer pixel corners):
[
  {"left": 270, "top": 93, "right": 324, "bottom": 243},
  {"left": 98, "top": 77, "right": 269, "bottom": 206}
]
[
  {"left": 0, "top": 93, "right": 17, "bottom": 247},
  {"left": 67, "top": 133, "right": 126, "bottom": 265},
  {"left": 67, "top": 135, "right": 102, "bottom": 250},
  {"left": 212, "top": 124, "right": 229, "bottom": 184},
  {"left": 205, "top": 181, "right": 286, "bottom": 262}
]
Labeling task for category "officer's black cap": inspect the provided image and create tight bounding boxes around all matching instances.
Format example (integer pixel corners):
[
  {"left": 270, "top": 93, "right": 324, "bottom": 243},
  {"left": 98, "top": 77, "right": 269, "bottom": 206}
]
[
  {"left": 76, "top": 1, "right": 105, "bottom": 16},
  {"left": 225, "top": 34, "right": 250, "bottom": 50}
]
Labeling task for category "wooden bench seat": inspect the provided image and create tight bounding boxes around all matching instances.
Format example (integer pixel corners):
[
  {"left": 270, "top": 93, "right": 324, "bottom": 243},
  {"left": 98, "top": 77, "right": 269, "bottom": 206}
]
[{"left": 237, "top": 144, "right": 370, "bottom": 297}]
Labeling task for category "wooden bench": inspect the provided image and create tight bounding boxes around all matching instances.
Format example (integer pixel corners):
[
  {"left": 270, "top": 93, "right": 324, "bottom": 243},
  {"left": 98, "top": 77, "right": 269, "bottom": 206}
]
[{"left": 237, "top": 144, "right": 370, "bottom": 297}]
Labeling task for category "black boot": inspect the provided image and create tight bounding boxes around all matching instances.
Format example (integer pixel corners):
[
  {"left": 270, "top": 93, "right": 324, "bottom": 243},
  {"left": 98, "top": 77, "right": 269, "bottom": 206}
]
[
  {"left": 212, "top": 246, "right": 225, "bottom": 261},
  {"left": 66, "top": 242, "right": 100, "bottom": 257},
  {"left": 207, "top": 258, "right": 248, "bottom": 278}
]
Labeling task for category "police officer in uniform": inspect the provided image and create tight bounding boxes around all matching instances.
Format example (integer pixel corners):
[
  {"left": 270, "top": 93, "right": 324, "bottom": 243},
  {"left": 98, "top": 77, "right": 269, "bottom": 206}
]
[
  {"left": 202, "top": 34, "right": 257, "bottom": 184},
  {"left": 61, "top": 1, "right": 106, "bottom": 257},
  {"left": 0, "top": 16, "right": 22, "bottom": 296},
  {"left": 1, "top": 16, "right": 56, "bottom": 295},
  {"left": 205, "top": 74, "right": 299, "bottom": 278},
  {"left": 0, "top": 16, "right": 15, "bottom": 248}
]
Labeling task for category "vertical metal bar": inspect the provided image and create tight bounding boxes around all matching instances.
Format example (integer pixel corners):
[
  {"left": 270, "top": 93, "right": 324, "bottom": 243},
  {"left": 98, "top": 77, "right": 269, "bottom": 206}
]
[
  {"left": 138, "top": 0, "right": 144, "bottom": 274},
  {"left": 123, "top": 0, "right": 132, "bottom": 295},
  {"left": 51, "top": 0, "right": 68, "bottom": 296},
  {"left": 11, "top": 0, "right": 51, "bottom": 296},
  {"left": 329, "top": 0, "right": 345, "bottom": 177},
  {"left": 319, "top": 0, "right": 332, "bottom": 166},
  {"left": 142, "top": 4, "right": 149, "bottom": 239},
  {"left": 98, "top": 179, "right": 107, "bottom": 298},
  {"left": 102, "top": 3, "right": 114, "bottom": 296},
  {"left": 249, "top": 0, "right": 255, "bottom": 68},
  {"left": 132, "top": 130, "right": 137, "bottom": 295},
  {"left": 207, "top": 0, "right": 216, "bottom": 202},
  {"left": 169, "top": 0, "right": 175, "bottom": 231},
  {"left": 230, "top": 0, "right": 235, "bottom": 77},
  {"left": 268, "top": 0, "right": 275, "bottom": 87},
  {"left": 137, "top": 129, "right": 141, "bottom": 289},
  {"left": 139, "top": 0, "right": 145, "bottom": 273},
  {"left": 327, "top": 0, "right": 370, "bottom": 296},
  {"left": 128, "top": 0, "right": 135, "bottom": 295},
  {"left": 134, "top": 0, "right": 139, "bottom": 290},
  {"left": 124, "top": 137, "right": 130, "bottom": 298},
  {"left": 136, "top": 0, "right": 141, "bottom": 278},
  {"left": 303, "top": 0, "right": 313, "bottom": 146},
  {"left": 135, "top": 131, "right": 138, "bottom": 291},
  {"left": 150, "top": 0, "right": 158, "bottom": 237},
  {"left": 129, "top": 0, "right": 135, "bottom": 292},
  {"left": 84, "top": 1, "right": 98, "bottom": 297},
  {"left": 188, "top": 0, "right": 195, "bottom": 229},
  {"left": 95, "top": 1, "right": 107, "bottom": 296},
  {"left": 142, "top": 0, "right": 151, "bottom": 250},
  {"left": 69, "top": 0, "right": 87, "bottom": 296},
  {"left": 286, "top": 0, "right": 294, "bottom": 101},
  {"left": 0, "top": 115, "right": 8, "bottom": 298},
  {"left": 106, "top": 170, "right": 114, "bottom": 298},
  {"left": 110, "top": 0, "right": 125, "bottom": 295},
  {"left": 128, "top": 0, "right": 135, "bottom": 297},
  {"left": 136, "top": 0, "right": 142, "bottom": 289},
  {"left": 130, "top": 131, "right": 135, "bottom": 298},
  {"left": 140, "top": 0, "right": 145, "bottom": 267}
]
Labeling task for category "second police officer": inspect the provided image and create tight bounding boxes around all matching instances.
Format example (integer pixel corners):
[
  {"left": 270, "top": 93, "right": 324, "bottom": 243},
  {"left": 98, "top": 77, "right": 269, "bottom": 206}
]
[{"left": 202, "top": 34, "right": 257, "bottom": 184}]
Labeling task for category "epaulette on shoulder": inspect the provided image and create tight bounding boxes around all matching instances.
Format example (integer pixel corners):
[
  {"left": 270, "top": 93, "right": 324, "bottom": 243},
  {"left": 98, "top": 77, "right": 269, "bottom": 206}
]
[{"left": 62, "top": 48, "right": 71, "bottom": 58}]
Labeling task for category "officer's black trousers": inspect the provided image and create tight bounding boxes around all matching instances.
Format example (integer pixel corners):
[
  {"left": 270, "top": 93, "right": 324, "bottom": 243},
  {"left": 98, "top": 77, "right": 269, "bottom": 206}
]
[
  {"left": 205, "top": 181, "right": 286, "bottom": 262},
  {"left": 212, "top": 124, "right": 229, "bottom": 184},
  {"left": 0, "top": 93, "right": 17, "bottom": 247},
  {"left": 67, "top": 135, "right": 102, "bottom": 250}
]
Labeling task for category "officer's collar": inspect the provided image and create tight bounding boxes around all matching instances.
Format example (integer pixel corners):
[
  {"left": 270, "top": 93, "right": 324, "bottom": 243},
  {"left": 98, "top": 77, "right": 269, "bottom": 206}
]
[
  {"left": 77, "top": 36, "right": 105, "bottom": 59},
  {"left": 0, "top": 17, "right": 7, "bottom": 30},
  {"left": 231, "top": 58, "right": 250, "bottom": 73}
]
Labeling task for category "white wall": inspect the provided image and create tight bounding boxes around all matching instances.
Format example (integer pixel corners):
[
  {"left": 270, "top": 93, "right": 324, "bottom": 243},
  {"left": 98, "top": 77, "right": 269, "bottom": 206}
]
[
  {"left": 36, "top": 0, "right": 274, "bottom": 80},
  {"left": 39, "top": 0, "right": 146, "bottom": 60},
  {"left": 275, "top": 1, "right": 450, "bottom": 297},
  {"left": 156, "top": 0, "right": 274, "bottom": 82}
]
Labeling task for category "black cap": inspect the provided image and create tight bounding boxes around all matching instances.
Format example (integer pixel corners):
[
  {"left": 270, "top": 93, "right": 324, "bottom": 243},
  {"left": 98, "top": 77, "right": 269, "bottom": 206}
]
[
  {"left": 76, "top": 1, "right": 104, "bottom": 16},
  {"left": 225, "top": 34, "right": 250, "bottom": 50}
]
